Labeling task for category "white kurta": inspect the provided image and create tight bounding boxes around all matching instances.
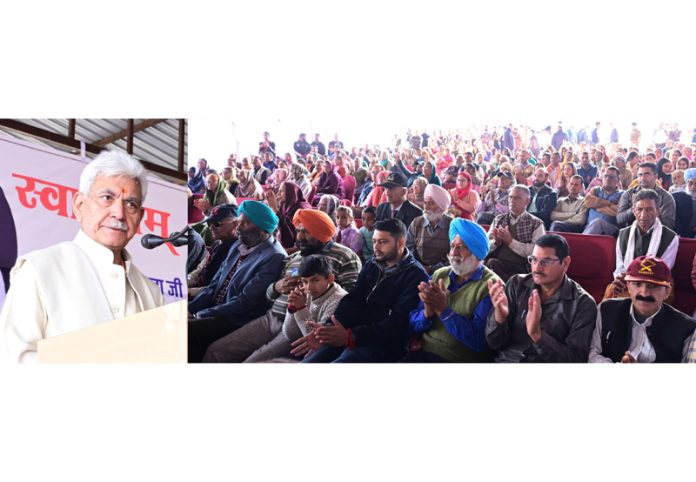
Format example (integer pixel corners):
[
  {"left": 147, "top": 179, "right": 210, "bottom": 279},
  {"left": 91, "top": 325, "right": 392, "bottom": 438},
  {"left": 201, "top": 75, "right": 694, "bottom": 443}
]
[{"left": 0, "top": 230, "right": 164, "bottom": 363}]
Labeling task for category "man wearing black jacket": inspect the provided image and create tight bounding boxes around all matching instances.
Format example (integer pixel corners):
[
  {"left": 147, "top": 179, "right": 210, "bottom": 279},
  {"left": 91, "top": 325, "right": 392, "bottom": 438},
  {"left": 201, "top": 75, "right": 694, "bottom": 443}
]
[
  {"left": 527, "top": 167, "right": 557, "bottom": 229},
  {"left": 300, "top": 218, "right": 429, "bottom": 362},
  {"left": 375, "top": 172, "right": 423, "bottom": 229},
  {"left": 589, "top": 255, "right": 695, "bottom": 363}
]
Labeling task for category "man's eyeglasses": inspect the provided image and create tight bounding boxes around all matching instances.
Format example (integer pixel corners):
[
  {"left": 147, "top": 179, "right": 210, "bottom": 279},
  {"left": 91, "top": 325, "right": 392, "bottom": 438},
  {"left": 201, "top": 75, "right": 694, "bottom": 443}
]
[{"left": 527, "top": 256, "right": 561, "bottom": 267}]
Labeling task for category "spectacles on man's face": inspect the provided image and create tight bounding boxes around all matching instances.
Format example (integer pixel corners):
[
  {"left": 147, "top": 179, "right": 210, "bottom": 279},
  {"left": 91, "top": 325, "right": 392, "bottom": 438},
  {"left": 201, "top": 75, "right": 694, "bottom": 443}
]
[{"left": 527, "top": 255, "right": 561, "bottom": 267}]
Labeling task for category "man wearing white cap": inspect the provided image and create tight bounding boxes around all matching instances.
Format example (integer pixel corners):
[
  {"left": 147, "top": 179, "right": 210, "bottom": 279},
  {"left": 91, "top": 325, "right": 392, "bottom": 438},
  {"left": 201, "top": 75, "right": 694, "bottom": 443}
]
[{"left": 406, "top": 184, "right": 453, "bottom": 274}]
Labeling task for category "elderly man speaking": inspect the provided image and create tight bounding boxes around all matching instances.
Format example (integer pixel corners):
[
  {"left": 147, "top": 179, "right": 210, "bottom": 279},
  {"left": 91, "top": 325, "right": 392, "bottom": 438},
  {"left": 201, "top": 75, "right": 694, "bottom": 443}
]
[
  {"left": 0, "top": 151, "right": 165, "bottom": 362},
  {"left": 405, "top": 218, "right": 500, "bottom": 362}
]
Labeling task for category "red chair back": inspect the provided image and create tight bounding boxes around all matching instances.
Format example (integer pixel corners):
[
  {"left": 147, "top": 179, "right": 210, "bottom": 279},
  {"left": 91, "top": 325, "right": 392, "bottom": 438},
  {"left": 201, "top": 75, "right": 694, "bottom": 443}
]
[
  {"left": 672, "top": 237, "right": 696, "bottom": 315},
  {"left": 551, "top": 231, "right": 616, "bottom": 304}
]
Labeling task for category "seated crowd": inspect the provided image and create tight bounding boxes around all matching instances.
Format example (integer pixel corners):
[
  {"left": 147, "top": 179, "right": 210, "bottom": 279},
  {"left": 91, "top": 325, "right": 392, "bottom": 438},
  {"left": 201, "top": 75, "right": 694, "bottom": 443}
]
[{"left": 185, "top": 124, "right": 696, "bottom": 363}]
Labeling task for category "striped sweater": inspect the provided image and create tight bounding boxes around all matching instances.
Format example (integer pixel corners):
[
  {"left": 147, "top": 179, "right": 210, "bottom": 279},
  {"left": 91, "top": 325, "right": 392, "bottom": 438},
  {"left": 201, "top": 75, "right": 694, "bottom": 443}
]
[{"left": 265, "top": 241, "right": 362, "bottom": 321}]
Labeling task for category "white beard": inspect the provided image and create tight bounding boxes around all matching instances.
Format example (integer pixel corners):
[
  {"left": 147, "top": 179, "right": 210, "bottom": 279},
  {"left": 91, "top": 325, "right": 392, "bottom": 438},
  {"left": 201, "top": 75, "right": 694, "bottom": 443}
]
[
  {"left": 448, "top": 253, "right": 480, "bottom": 277},
  {"left": 424, "top": 210, "right": 443, "bottom": 224}
]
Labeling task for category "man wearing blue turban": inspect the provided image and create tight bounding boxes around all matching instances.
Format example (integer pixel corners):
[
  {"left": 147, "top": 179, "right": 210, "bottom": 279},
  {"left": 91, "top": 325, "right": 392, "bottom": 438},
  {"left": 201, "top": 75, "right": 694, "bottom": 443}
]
[
  {"left": 188, "top": 200, "right": 287, "bottom": 362},
  {"left": 404, "top": 218, "right": 501, "bottom": 362}
]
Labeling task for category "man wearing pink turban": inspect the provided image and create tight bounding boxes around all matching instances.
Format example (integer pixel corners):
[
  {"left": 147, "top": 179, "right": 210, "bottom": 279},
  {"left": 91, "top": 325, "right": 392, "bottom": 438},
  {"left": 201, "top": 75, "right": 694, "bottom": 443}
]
[{"left": 406, "top": 184, "right": 454, "bottom": 274}]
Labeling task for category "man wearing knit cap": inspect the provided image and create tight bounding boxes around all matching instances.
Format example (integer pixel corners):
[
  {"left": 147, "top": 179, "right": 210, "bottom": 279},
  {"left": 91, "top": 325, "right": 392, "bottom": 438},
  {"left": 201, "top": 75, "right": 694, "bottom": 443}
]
[
  {"left": 486, "top": 233, "right": 597, "bottom": 362},
  {"left": 202, "top": 208, "right": 361, "bottom": 362},
  {"left": 406, "top": 184, "right": 454, "bottom": 274},
  {"left": 188, "top": 200, "right": 287, "bottom": 362},
  {"left": 404, "top": 219, "right": 500, "bottom": 362},
  {"left": 590, "top": 255, "right": 696, "bottom": 363}
]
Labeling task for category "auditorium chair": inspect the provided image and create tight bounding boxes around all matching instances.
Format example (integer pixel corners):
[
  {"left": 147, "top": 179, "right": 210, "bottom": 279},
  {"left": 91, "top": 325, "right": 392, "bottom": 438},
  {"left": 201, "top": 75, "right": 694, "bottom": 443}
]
[
  {"left": 550, "top": 231, "right": 616, "bottom": 303},
  {"left": 671, "top": 237, "right": 696, "bottom": 315}
]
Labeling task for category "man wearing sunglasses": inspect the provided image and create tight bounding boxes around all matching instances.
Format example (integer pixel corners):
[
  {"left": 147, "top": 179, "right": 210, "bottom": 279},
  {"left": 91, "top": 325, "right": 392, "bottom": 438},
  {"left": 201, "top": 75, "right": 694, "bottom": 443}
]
[
  {"left": 485, "top": 234, "right": 597, "bottom": 362},
  {"left": 188, "top": 204, "right": 239, "bottom": 298}
]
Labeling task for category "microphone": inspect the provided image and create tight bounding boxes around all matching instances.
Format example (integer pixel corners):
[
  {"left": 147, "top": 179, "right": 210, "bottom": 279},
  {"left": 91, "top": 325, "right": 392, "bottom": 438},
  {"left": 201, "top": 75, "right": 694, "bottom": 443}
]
[{"left": 141, "top": 227, "right": 190, "bottom": 250}]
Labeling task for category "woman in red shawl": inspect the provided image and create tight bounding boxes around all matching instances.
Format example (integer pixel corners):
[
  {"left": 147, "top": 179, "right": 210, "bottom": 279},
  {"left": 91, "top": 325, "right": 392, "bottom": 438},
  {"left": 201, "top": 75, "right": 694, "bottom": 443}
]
[
  {"left": 266, "top": 181, "right": 312, "bottom": 249},
  {"left": 447, "top": 169, "right": 480, "bottom": 220},
  {"left": 365, "top": 170, "right": 389, "bottom": 208},
  {"left": 312, "top": 159, "right": 344, "bottom": 204}
]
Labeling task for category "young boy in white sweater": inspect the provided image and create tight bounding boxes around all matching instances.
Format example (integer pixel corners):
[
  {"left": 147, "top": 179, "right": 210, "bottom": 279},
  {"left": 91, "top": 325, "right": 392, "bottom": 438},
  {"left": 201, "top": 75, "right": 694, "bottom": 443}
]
[{"left": 285, "top": 255, "right": 347, "bottom": 359}]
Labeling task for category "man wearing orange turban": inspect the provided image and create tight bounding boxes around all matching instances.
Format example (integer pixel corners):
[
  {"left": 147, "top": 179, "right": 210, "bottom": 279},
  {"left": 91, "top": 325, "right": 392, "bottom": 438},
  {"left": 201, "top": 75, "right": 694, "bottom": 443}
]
[
  {"left": 292, "top": 209, "right": 336, "bottom": 244},
  {"left": 202, "top": 208, "right": 363, "bottom": 363}
]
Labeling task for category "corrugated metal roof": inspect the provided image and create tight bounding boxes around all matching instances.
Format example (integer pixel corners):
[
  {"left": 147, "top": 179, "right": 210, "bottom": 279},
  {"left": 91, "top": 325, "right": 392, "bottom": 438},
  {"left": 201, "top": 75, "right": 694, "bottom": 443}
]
[{"left": 0, "top": 119, "right": 187, "bottom": 183}]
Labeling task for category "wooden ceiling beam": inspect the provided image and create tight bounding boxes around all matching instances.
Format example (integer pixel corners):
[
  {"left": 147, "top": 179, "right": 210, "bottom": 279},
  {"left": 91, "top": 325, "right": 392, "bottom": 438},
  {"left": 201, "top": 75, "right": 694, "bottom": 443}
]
[
  {"left": 93, "top": 118, "right": 168, "bottom": 147},
  {"left": 0, "top": 119, "right": 186, "bottom": 181}
]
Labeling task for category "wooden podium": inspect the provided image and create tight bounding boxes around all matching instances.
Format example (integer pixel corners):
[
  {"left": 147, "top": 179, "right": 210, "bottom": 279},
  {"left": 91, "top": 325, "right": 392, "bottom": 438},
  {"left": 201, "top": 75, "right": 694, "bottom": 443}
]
[{"left": 37, "top": 301, "right": 187, "bottom": 363}]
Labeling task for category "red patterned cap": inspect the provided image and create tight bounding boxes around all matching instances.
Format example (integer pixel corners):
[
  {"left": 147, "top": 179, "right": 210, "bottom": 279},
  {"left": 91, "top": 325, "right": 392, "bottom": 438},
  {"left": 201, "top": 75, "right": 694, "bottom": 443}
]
[{"left": 624, "top": 255, "right": 672, "bottom": 287}]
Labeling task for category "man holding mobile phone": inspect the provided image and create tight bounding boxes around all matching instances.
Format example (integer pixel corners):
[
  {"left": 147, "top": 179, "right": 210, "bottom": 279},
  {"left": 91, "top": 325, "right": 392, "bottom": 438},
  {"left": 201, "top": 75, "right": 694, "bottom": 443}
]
[{"left": 202, "top": 209, "right": 361, "bottom": 362}]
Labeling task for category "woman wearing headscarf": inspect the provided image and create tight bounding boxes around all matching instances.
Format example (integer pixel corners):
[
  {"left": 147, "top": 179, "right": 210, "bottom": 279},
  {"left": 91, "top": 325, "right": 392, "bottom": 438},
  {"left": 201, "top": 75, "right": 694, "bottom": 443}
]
[
  {"left": 447, "top": 169, "right": 480, "bottom": 220},
  {"left": 464, "top": 163, "right": 483, "bottom": 193},
  {"left": 435, "top": 147, "right": 454, "bottom": 172},
  {"left": 265, "top": 168, "right": 288, "bottom": 193},
  {"left": 237, "top": 169, "right": 264, "bottom": 200},
  {"left": 407, "top": 176, "right": 429, "bottom": 210},
  {"left": 313, "top": 159, "right": 344, "bottom": 204},
  {"left": 266, "top": 181, "right": 312, "bottom": 249},
  {"left": 334, "top": 153, "right": 349, "bottom": 178},
  {"left": 188, "top": 166, "right": 205, "bottom": 194},
  {"left": 352, "top": 167, "right": 370, "bottom": 203},
  {"left": 194, "top": 172, "right": 237, "bottom": 216},
  {"left": 222, "top": 166, "right": 240, "bottom": 196},
  {"left": 364, "top": 170, "right": 388, "bottom": 208},
  {"left": 422, "top": 159, "right": 442, "bottom": 186},
  {"left": 289, "top": 163, "right": 312, "bottom": 200},
  {"left": 317, "top": 194, "right": 340, "bottom": 226}
]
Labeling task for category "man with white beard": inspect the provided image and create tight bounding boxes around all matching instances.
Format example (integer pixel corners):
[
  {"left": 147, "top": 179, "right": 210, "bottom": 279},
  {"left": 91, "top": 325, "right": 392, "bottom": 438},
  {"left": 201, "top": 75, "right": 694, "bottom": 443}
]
[
  {"left": 406, "top": 184, "right": 453, "bottom": 274},
  {"left": 403, "top": 219, "right": 500, "bottom": 362}
]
